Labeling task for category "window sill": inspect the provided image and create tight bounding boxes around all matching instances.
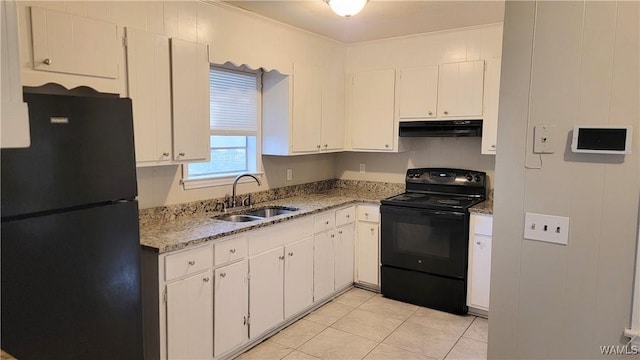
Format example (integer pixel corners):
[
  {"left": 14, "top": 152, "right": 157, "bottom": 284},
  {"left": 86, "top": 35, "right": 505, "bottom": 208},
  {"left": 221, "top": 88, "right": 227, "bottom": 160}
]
[{"left": 181, "top": 172, "right": 264, "bottom": 190}]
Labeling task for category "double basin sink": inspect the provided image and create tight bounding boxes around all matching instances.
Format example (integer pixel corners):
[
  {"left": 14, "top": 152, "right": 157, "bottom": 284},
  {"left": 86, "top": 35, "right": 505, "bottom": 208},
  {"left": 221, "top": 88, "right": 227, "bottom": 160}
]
[{"left": 214, "top": 206, "right": 299, "bottom": 223}]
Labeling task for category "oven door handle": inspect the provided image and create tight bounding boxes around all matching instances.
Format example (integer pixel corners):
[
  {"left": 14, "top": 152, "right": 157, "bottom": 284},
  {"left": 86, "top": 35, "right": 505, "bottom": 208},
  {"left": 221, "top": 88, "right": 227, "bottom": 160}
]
[{"left": 381, "top": 205, "right": 466, "bottom": 218}]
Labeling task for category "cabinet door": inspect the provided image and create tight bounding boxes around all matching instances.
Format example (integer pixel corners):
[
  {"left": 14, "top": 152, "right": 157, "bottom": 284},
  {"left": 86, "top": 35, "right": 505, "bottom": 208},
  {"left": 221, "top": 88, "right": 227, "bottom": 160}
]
[
  {"left": 292, "top": 63, "right": 322, "bottom": 153},
  {"left": 166, "top": 271, "right": 213, "bottom": 360},
  {"left": 481, "top": 57, "right": 501, "bottom": 154},
  {"left": 468, "top": 234, "right": 492, "bottom": 311},
  {"left": 313, "top": 231, "right": 335, "bottom": 301},
  {"left": 214, "top": 260, "right": 248, "bottom": 357},
  {"left": 437, "top": 60, "right": 484, "bottom": 117},
  {"left": 30, "top": 7, "right": 118, "bottom": 78},
  {"left": 350, "top": 69, "right": 396, "bottom": 151},
  {"left": 321, "top": 67, "right": 345, "bottom": 151},
  {"left": 249, "top": 247, "right": 284, "bottom": 338},
  {"left": 356, "top": 222, "right": 379, "bottom": 286},
  {"left": 334, "top": 223, "right": 355, "bottom": 289},
  {"left": 125, "top": 28, "right": 172, "bottom": 164},
  {"left": 170, "top": 38, "right": 210, "bottom": 162},
  {"left": 284, "top": 237, "right": 314, "bottom": 318},
  {"left": 399, "top": 66, "right": 438, "bottom": 119}
]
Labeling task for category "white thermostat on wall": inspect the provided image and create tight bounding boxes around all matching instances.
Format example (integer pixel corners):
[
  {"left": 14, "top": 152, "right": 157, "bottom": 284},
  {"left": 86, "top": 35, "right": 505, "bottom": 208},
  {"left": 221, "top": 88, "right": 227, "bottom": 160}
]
[{"left": 571, "top": 125, "right": 632, "bottom": 154}]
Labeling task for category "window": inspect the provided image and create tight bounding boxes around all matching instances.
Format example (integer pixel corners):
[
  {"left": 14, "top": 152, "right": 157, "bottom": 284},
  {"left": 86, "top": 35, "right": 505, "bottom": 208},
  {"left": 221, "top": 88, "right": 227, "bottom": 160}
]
[{"left": 183, "top": 65, "right": 261, "bottom": 188}]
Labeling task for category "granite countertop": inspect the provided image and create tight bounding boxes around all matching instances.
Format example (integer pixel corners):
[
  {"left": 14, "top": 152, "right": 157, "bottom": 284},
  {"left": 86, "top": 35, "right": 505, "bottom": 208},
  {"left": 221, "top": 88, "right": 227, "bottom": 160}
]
[
  {"left": 140, "top": 188, "right": 399, "bottom": 254},
  {"left": 469, "top": 198, "right": 493, "bottom": 215}
]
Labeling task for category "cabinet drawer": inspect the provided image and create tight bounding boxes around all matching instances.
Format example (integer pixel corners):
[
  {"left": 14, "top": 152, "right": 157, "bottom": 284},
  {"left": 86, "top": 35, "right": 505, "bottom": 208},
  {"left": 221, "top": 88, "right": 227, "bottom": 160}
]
[
  {"left": 473, "top": 214, "right": 493, "bottom": 236},
  {"left": 314, "top": 212, "right": 335, "bottom": 234},
  {"left": 335, "top": 206, "right": 355, "bottom": 227},
  {"left": 214, "top": 236, "right": 247, "bottom": 266},
  {"left": 165, "top": 245, "right": 213, "bottom": 282},
  {"left": 357, "top": 205, "right": 380, "bottom": 223}
]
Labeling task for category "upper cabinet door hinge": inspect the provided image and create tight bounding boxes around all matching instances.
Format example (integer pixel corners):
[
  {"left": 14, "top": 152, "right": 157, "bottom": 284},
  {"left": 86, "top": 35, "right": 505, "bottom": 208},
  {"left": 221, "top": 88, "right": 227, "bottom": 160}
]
[
  {"left": 122, "top": 34, "right": 128, "bottom": 47},
  {"left": 162, "top": 288, "right": 167, "bottom": 303}
]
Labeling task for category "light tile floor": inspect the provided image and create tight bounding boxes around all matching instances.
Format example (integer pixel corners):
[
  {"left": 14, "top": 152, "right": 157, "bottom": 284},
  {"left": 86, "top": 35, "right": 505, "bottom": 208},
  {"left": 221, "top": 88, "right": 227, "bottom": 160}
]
[{"left": 237, "top": 288, "right": 488, "bottom": 360}]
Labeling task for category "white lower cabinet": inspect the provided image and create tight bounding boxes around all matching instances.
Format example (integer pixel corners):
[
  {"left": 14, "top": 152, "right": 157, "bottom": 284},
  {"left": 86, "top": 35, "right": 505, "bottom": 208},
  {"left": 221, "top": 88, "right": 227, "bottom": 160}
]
[
  {"left": 334, "top": 223, "right": 355, "bottom": 289},
  {"left": 313, "top": 230, "right": 336, "bottom": 301},
  {"left": 467, "top": 213, "right": 493, "bottom": 312},
  {"left": 284, "top": 237, "right": 314, "bottom": 318},
  {"left": 214, "top": 260, "right": 248, "bottom": 358},
  {"left": 355, "top": 205, "right": 380, "bottom": 288},
  {"left": 166, "top": 270, "right": 213, "bottom": 360},
  {"left": 248, "top": 247, "right": 285, "bottom": 339}
]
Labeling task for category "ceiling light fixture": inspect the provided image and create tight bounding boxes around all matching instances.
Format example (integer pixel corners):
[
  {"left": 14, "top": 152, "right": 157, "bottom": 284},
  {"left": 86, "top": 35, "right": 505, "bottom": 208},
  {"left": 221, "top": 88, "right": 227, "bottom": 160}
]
[{"left": 325, "top": 0, "right": 368, "bottom": 17}]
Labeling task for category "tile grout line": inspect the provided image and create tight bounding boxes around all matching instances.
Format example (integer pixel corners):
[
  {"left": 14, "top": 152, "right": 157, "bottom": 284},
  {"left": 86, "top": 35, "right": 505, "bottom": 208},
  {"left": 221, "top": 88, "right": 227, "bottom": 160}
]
[{"left": 441, "top": 315, "right": 479, "bottom": 360}]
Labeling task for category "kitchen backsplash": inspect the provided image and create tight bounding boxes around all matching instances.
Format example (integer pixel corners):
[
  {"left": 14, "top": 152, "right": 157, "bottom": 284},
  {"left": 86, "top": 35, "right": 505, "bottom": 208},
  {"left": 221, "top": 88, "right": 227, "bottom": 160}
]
[{"left": 138, "top": 179, "right": 406, "bottom": 226}]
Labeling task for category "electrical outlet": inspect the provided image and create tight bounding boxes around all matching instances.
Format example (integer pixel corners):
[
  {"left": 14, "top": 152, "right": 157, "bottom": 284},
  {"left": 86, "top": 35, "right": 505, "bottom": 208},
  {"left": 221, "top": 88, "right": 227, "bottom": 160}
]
[
  {"left": 524, "top": 212, "right": 570, "bottom": 245},
  {"left": 286, "top": 169, "right": 293, "bottom": 181},
  {"left": 359, "top": 164, "right": 366, "bottom": 173},
  {"left": 533, "top": 125, "right": 556, "bottom": 154}
]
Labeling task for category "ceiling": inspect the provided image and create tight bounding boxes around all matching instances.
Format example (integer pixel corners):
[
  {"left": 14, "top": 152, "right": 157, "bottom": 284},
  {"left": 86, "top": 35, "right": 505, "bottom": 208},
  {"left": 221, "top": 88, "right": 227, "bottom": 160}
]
[{"left": 223, "top": 1, "right": 505, "bottom": 44}]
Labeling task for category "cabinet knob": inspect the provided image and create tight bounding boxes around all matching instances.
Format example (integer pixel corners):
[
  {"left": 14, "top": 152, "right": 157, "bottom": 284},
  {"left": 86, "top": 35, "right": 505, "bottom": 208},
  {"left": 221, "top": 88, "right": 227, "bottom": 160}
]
[
  {"left": 476, "top": 241, "right": 482, "bottom": 245},
  {"left": 444, "top": 111, "right": 449, "bottom": 115},
  {"left": 162, "top": 152, "right": 169, "bottom": 157},
  {"left": 331, "top": 234, "right": 335, "bottom": 238},
  {"left": 43, "top": 58, "right": 52, "bottom": 65},
  {"left": 338, "top": 230, "right": 343, "bottom": 234},
  {"left": 324, "top": 144, "right": 328, "bottom": 148},
  {"left": 346, "top": 214, "right": 350, "bottom": 218},
  {"left": 203, "top": 277, "right": 210, "bottom": 282},
  {"left": 385, "top": 144, "right": 389, "bottom": 148},
  {"left": 230, "top": 248, "right": 236, "bottom": 254},
  {"left": 325, "top": 221, "right": 329, "bottom": 225},
  {"left": 219, "top": 272, "right": 226, "bottom": 278},
  {"left": 491, "top": 144, "right": 496, "bottom": 149},
  {"left": 279, "top": 255, "right": 285, "bottom": 260},
  {"left": 317, "top": 145, "right": 321, "bottom": 149},
  {"left": 288, "top": 252, "right": 294, "bottom": 257},
  {"left": 365, "top": 213, "right": 369, "bottom": 216},
  {"left": 428, "top": 111, "right": 433, "bottom": 116},
  {"left": 370, "top": 228, "right": 374, "bottom": 232},
  {"left": 188, "top": 260, "right": 195, "bottom": 266},
  {"left": 179, "top": 152, "right": 185, "bottom": 157}
]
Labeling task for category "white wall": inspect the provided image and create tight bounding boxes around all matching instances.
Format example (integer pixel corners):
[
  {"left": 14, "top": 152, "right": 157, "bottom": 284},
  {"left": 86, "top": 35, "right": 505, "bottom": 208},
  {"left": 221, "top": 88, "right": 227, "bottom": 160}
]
[
  {"left": 336, "top": 24, "right": 503, "bottom": 186},
  {"left": 15, "top": 1, "right": 343, "bottom": 209},
  {"left": 490, "top": 1, "right": 639, "bottom": 358}
]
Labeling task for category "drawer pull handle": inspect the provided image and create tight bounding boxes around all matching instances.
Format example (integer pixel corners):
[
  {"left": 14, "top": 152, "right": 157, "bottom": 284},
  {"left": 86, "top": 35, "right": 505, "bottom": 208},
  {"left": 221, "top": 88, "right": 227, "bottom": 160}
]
[
  {"left": 230, "top": 248, "right": 236, "bottom": 254},
  {"left": 188, "top": 260, "right": 195, "bottom": 266},
  {"left": 288, "top": 252, "right": 294, "bottom": 257},
  {"left": 219, "top": 273, "right": 226, "bottom": 278},
  {"left": 279, "top": 255, "right": 285, "bottom": 260},
  {"left": 203, "top": 277, "right": 210, "bottom": 282}
]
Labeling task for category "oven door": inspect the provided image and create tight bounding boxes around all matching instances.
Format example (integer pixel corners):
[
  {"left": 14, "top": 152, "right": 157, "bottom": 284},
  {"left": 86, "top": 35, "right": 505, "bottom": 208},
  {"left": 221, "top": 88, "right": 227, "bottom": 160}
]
[{"left": 381, "top": 205, "right": 469, "bottom": 278}]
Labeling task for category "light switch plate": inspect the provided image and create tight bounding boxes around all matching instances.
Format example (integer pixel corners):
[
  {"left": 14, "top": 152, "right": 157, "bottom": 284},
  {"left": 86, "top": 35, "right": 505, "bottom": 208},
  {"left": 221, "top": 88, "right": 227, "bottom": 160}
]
[
  {"left": 533, "top": 125, "right": 556, "bottom": 154},
  {"left": 524, "top": 212, "right": 570, "bottom": 245}
]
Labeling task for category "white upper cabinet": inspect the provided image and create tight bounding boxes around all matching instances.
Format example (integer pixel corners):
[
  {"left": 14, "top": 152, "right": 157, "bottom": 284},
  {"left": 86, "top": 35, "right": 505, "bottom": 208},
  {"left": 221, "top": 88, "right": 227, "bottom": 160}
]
[
  {"left": 124, "top": 28, "right": 172, "bottom": 165},
  {"left": 1, "top": 0, "right": 30, "bottom": 149},
  {"left": 349, "top": 69, "right": 398, "bottom": 152},
  {"left": 399, "top": 65, "right": 438, "bottom": 119},
  {"left": 30, "top": 7, "right": 118, "bottom": 79},
  {"left": 262, "top": 62, "right": 345, "bottom": 156},
  {"left": 170, "top": 38, "right": 210, "bottom": 162},
  {"left": 481, "top": 57, "right": 501, "bottom": 154},
  {"left": 437, "top": 60, "right": 485, "bottom": 118},
  {"left": 291, "top": 63, "right": 323, "bottom": 153}
]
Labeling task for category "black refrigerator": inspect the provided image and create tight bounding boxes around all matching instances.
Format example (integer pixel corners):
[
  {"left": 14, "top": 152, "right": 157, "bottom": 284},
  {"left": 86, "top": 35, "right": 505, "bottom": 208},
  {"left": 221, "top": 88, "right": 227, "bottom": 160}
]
[{"left": 1, "top": 86, "right": 144, "bottom": 359}]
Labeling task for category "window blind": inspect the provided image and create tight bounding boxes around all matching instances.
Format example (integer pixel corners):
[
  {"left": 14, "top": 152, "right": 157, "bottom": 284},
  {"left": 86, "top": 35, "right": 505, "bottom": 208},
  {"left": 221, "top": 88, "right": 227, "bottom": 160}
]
[{"left": 209, "top": 67, "right": 257, "bottom": 134}]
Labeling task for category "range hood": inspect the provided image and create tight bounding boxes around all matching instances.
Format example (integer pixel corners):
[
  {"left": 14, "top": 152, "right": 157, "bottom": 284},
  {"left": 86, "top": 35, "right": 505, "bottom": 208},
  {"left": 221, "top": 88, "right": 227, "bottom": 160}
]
[{"left": 399, "top": 120, "right": 483, "bottom": 137}]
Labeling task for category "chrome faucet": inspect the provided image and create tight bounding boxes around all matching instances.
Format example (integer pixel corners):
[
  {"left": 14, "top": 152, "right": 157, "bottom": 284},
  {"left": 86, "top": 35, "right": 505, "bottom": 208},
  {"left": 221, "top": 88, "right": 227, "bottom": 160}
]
[{"left": 231, "top": 173, "right": 262, "bottom": 208}]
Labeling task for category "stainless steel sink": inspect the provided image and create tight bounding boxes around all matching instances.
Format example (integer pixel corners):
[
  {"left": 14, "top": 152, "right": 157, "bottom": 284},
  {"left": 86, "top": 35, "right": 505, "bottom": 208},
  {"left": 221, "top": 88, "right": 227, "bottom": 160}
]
[
  {"left": 244, "top": 206, "right": 299, "bottom": 218},
  {"left": 214, "top": 206, "right": 299, "bottom": 222},
  {"left": 215, "top": 214, "right": 264, "bottom": 223}
]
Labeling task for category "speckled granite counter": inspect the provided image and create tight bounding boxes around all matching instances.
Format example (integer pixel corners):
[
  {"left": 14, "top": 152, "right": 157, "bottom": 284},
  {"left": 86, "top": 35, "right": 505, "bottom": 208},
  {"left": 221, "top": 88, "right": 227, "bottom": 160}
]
[
  {"left": 469, "top": 198, "right": 493, "bottom": 215},
  {"left": 140, "top": 187, "right": 401, "bottom": 254}
]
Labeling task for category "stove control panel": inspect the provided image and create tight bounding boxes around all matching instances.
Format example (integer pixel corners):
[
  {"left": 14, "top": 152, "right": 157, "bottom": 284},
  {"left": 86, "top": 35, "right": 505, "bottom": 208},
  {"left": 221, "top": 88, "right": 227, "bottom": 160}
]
[{"left": 406, "top": 168, "right": 486, "bottom": 187}]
